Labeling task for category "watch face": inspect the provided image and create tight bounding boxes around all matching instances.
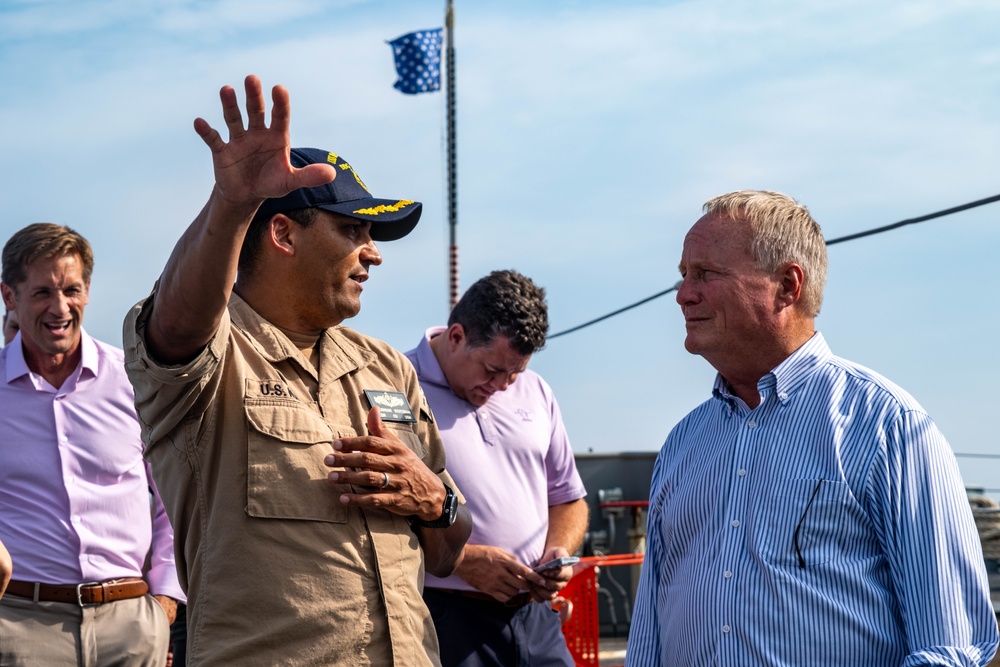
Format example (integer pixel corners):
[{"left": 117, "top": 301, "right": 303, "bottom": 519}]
[{"left": 443, "top": 486, "right": 458, "bottom": 525}]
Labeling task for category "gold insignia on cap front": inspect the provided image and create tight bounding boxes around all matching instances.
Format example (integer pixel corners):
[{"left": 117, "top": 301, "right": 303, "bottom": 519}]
[{"left": 354, "top": 200, "right": 415, "bottom": 216}]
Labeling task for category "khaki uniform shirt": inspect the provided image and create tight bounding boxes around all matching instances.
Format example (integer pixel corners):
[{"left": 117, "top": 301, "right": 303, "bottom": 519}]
[{"left": 123, "top": 292, "right": 448, "bottom": 667}]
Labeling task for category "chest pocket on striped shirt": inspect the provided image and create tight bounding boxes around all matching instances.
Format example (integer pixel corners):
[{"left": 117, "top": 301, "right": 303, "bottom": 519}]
[{"left": 753, "top": 478, "right": 862, "bottom": 567}]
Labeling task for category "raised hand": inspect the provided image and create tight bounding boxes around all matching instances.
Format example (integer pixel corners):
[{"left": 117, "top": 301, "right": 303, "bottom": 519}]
[
  {"left": 193, "top": 75, "right": 336, "bottom": 215},
  {"left": 146, "top": 75, "right": 340, "bottom": 364}
]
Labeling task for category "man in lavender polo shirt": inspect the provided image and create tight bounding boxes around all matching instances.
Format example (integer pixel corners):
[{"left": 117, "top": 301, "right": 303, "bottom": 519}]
[
  {"left": 0, "top": 223, "right": 183, "bottom": 665},
  {"left": 407, "top": 270, "right": 589, "bottom": 667}
]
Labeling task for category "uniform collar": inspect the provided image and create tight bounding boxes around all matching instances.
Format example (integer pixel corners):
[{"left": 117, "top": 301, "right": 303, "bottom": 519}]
[{"left": 228, "top": 292, "right": 371, "bottom": 382}]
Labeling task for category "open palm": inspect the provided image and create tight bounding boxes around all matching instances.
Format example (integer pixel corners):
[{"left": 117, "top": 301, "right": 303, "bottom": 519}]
[{"left": 193, "top": 74, "right": 335, "bottom": 210}]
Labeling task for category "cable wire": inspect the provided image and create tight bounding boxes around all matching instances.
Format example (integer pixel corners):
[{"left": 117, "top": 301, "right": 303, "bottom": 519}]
[
  {"left": 549, "top": 281, "right": 681, "bottom": 340},
  {"left": 549, "top": 193, "right": 1000, "bottom": 340},
  {"left": 825, "top": 193, "right": 1000, "bottom": 245}
]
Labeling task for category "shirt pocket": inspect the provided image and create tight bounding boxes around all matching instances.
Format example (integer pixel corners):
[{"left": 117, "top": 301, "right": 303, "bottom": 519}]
[
  {"left": 650, "top": 477, "right": 680, "bottom": 551},
  {"left": 383, "top": 422, "right": 427, "bottom": 461},
  {"left": 753, "top": 478, "right": 854, "bottom": 567},
  {"left": 244, "top": 399, "right": 347, "bottom": 524}
]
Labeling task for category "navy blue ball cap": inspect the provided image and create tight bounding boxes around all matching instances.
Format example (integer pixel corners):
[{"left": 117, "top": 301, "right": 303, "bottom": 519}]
[{"left": 252, "top": 148, "right": 422, "bottom": 242}]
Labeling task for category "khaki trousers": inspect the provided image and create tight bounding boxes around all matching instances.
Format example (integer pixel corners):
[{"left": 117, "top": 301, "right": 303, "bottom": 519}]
[{"left": 0, "top": 593, "right": 169, "bottom": 666}]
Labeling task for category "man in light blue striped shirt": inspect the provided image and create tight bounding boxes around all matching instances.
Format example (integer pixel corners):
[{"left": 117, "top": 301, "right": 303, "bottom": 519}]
[{"left": 626, "top": 190, "right": 998, "bottom": 666}]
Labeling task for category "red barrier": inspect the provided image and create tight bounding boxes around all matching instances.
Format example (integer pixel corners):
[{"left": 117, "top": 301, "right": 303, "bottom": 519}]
[{"left": 558, "top": 554, "right": 644, "bottom": 667}]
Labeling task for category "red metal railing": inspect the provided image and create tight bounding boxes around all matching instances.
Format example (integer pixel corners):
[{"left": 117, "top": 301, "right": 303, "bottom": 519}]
[{"left": 559, "top": 554, "right": 645, "bottom": 667}]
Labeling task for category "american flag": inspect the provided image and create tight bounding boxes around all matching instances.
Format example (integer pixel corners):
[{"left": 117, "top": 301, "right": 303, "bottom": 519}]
[{"left": 388, "top": 28, "right": 443, "bottom": 95}]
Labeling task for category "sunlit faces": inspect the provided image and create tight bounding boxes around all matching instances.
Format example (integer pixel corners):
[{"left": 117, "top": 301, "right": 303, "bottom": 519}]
[
  {"left": 0, "top": 253, "right": 89, "bottom": 365},
  {"left": 442, "top": 327, "right": 530, "bottom": 407},
  {"left": 287, "top": 211, "right": 383, "bottom": 330},
  {"left": 675, "top": 214, "right": 783, "bottom": 372}
]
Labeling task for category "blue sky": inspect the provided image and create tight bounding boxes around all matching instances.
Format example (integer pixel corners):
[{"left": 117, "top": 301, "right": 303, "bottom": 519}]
[{"left": 2, "top": 0, "right": 999, "bottom": 493}]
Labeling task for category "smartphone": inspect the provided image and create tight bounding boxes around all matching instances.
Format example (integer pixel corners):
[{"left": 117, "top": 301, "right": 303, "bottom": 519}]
[{"left": 532, "top": 556, "right": 580, "bottom": 572}]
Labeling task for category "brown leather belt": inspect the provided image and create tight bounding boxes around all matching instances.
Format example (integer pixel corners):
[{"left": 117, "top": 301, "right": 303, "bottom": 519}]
[
  {"left": 432, "top": 588, "right": 533, "bottom": 608},
  {"left": 6, "top": 578, "right": 149, "bottom": 606}
]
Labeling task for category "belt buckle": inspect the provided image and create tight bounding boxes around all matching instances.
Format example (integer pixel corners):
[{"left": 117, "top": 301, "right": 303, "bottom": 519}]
[{"left": 76, "top": 581, "right": 100, "bottom": 607}]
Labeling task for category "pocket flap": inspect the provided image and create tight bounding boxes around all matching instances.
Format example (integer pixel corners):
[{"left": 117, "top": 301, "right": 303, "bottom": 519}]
[{"left": 245, "top": 401, "right": 334, "bottom": 445}]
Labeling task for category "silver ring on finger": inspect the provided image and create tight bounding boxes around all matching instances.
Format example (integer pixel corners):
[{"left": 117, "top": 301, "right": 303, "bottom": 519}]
[{"left": 380, "top": 472, "right": 390, "bottom": 489}]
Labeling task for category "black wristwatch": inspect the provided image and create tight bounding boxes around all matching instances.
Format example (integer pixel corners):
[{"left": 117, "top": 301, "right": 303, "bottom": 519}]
[{"left": 410, "top": 484, "right": 458, "bottom": 529}]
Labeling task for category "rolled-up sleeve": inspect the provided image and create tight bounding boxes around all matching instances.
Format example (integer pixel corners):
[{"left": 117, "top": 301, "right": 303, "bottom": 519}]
[{"left": 122, "top": 292, "right": 230, "bottom": 447}]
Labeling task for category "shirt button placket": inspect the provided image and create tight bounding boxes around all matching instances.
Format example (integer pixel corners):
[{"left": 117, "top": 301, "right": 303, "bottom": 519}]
[
  {"left": 725, "top": 462, "right": 741, "bottom": 589},
  {"left": 729, "top": 418, "right": 754, "bottom": 542},
  {"left": 724, "top": 422, "right": 750, "bottom": 627}
]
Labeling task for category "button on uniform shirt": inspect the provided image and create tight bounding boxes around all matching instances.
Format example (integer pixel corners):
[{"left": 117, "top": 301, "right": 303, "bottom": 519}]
[
  {"left": 123, "top": 292, "right": 454, "bottom": 667},
  {"left": 407, "top": 328, "right": 587, "bottom": 590},
  {"left": 626, "top": 333, "right": 998, "bottom": 667},
  {"left": 0, "top": 330, "right": 182, "bottom": 599}
]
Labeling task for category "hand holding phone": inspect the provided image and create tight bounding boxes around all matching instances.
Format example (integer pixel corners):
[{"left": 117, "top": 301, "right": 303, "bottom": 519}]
[{"left": 532, "top": 556, "right": 579, "bottom": 572}]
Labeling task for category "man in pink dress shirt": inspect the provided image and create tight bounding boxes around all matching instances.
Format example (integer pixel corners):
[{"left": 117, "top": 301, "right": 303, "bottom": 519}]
[{"left": 0, "top": 223, "right": 183, "bottom": 665}]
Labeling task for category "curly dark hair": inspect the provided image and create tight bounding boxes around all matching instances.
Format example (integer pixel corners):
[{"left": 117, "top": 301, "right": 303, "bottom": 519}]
[{"left": 448, "top": 270, "right": 548, "bottom": 355}]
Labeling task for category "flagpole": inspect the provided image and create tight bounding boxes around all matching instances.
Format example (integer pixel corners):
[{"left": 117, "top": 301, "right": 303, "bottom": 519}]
[{"left": 446, "top": 0, "right": 459, "bottom": 309}]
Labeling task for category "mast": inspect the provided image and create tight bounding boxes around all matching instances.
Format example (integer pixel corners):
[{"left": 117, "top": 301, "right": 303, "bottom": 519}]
[{"left": 446, "top": 0, "right": 459, "bottom": 309}]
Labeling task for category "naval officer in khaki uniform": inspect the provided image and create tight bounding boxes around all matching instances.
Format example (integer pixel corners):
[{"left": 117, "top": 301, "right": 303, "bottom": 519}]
[{"left": 123, "top": 75, "right": 472, "bottom": 666}]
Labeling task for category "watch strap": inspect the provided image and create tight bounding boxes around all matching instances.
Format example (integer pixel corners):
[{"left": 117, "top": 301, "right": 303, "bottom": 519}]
[{"left": 410, "top": 484, "right": 457, "bottom": 529}]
